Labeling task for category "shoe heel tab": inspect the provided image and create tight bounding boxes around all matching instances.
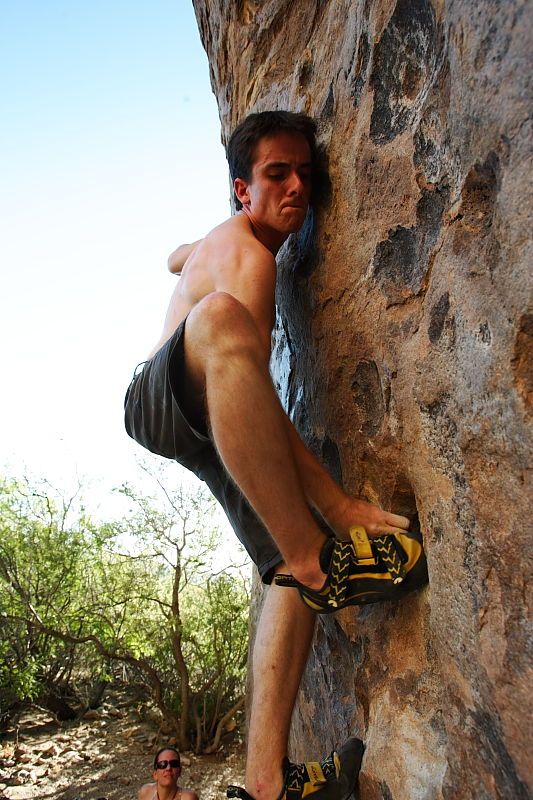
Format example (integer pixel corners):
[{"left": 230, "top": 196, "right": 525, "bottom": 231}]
[
  {"left": 227, "top": 787, "right": 255, "bottom": 799},
  {"left": 273, "top": 573, "right": 298, "bottom": 588}
]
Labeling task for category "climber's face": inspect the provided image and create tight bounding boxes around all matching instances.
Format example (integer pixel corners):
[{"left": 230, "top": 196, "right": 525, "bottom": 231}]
[{"left": 234, "top": 131, "right": 312, "bottom": 250}]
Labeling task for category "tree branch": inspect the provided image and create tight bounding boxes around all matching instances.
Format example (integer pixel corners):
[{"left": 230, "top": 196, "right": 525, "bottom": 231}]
[{"left": 202, "top": 696, "right": 245, "bottom": 754}]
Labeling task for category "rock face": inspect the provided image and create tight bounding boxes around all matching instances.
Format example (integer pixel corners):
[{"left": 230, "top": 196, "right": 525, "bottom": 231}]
[{"left": 192, "top": 2, "right": 531, "bottom": 798}]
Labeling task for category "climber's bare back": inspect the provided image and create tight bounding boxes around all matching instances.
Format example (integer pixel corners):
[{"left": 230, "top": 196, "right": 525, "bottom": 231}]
[{"left": 147, "top": 213, "right": 276, "bottom": 359}]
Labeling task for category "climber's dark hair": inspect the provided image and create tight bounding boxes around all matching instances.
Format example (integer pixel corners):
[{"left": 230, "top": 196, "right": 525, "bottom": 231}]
[
  {"left": 227, "top": 110, "right": 324, "bottom": 210},
  {"left": 153, "top": 745, "right": 180, "bottom": 769}
]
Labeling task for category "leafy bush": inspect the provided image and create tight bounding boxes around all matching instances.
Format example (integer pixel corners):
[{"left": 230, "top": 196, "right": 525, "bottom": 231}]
[{"left": 0, "top": 468, "right": 250, "bottom": 751}]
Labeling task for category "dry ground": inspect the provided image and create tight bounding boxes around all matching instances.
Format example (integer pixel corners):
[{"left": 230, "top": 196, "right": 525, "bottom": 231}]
[{"left": 0, "top": 693, "right": 245, "bottom": 800}]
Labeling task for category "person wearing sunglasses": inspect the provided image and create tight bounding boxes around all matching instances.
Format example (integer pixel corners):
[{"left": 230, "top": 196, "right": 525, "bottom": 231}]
[{"left": 138, "top": 746, "right": 198, "bottom": 800}]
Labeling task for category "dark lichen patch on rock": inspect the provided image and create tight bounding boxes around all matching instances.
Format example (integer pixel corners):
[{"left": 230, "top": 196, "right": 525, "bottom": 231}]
[
  {"left": 297, "top": 57, "right": 314, "bottom": 90},
  {"left": 416, "top": 183, "right": 448, "bottom": 229},
  {"left": 347, "top": 31, "right": 370, "bottom": 107},
  {"left": 373, "top": 226, "right": 418, "bottom": 299},
  {"left": 512, "top": 313, "right": 533, "bottom": 414},
  {"left": 321, "top": 435, "right": 343, "bottom": 485},
  {"left": 477, "top": 321, "right": 492, "bottom": 345},
  {"left": 351, "top": 359, "right": 385, "bottom": 436},
  {"left": 456, "top": 152, "right": 500, "bottom": 234},
  {"left": 372, "top": 184, "right": 449, "bottom": 302},
  {"left": 379, "top": 780, "right": 394, "bottom": 800},
  {"left": 470, "top": 709, "right": 531, "bottom": 800},
  {"left": 428, "top": 292, "right": 450, "bottom": 343},
  {"left": 321, "top": 82, "right": 335, "bottom": 119},
  {"left": 370, "top": 0, "right": 438, "bottom": 145}
]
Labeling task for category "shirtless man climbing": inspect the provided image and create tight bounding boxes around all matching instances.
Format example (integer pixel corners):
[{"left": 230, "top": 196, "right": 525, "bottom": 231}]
[{"left": 125, "top": 111, "right": 411, "bottom": 799}]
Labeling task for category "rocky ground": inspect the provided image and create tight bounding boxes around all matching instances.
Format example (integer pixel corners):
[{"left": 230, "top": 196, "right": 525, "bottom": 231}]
[{"left": 0, "top": 691, "right": 245, "bottom": 799}]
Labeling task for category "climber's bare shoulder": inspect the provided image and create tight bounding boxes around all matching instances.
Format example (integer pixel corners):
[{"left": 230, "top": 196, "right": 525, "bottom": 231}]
[{"left": 147, "top": 214, "right": 276, "bottom": 358}]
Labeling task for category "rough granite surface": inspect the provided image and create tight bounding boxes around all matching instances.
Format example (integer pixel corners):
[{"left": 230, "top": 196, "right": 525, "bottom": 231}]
[{"left": 192, "top": 1, "right": 532, "bottom": 798}]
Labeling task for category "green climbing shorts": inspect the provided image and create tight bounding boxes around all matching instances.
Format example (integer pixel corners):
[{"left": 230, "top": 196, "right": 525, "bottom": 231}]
[{"left": 124, "top": 318, "right": 283, "bottom": 582}]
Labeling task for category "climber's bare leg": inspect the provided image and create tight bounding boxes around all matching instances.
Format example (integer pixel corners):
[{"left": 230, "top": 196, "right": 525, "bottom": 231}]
[
  {"left": 183, "top": 292, "right": 326, "bottom": 589},
  {"left": 246, "top": 579, "right": 316, "bottom": 799}
]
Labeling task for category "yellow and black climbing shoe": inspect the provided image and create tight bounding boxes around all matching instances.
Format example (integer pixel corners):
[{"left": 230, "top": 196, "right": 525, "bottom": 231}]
[
  {"left": 274, "top": 515, "right": 428, "bottom": 613},
  {"left": 227, "top": 737, "right": 364, "bottom": 799}
]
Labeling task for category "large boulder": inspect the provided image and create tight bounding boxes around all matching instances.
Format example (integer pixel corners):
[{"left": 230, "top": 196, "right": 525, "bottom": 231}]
[{"left": 192, "top": 2, "right": 532, "bottom": 797}]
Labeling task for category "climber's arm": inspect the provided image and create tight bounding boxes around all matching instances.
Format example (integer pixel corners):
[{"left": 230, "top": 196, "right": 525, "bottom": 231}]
[{"left": 167, "top": 240, "right": 202, "bottom": 274}]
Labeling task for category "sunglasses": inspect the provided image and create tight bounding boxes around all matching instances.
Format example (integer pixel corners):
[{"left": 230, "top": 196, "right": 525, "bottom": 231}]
[{"left": 155, "top": 759, "right": 180, "bottom": 770}]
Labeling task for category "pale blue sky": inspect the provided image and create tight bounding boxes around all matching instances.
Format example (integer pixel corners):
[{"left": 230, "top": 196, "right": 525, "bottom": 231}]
[{"left": 0, "top": 1, "right": 231, "bottom": 514}]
